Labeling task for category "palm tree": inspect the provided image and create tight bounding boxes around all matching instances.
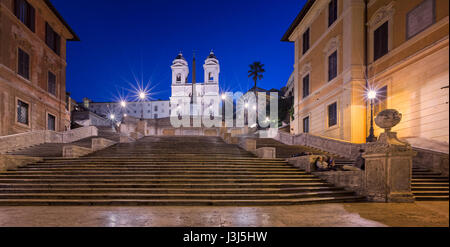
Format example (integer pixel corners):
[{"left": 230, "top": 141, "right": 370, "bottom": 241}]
[{"left": 248, "top": 62, "right": 265, "bottom": 95}]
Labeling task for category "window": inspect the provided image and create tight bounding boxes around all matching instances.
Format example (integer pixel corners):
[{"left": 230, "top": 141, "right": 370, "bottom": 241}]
[
  {"left": 328, "top": 102, "right": 337, "bottom": 127},
  {"left": 328, "top": 0, "right": 337, "bottom": 27},
  {"left": 302, "top": 28, "right": 310, "bottom": 54},
  {"left": 18, "top": 48, "right": 30, "bottom": 79},
  {"left": 48, "top": 71, "right": 56, "bottom": 96},
  {"left": 176, "top": 74, "right": 181, "bottom": 82},
  {"left": 45, "top": 23, "right": 61, "bottom": 55},
  {"left": 47, "top": 114, "right": 56, "bottom": 131},
  {"left": 374, "top": 86, "right": 388, "bottom": 116},
  {"left": 373, "top": 21, "right": 389, "bottom": 61},
  {"left": 14, "top": 0, "right": 35, "bottom": 32},
  {"left": 328, "top": 51, "right": 337, "bottom": 81},
  {"left": 209, "top": 72, "right": 213, "bottom": 81},
  {"left": 154, "top": 105, "right": 158, "bottom": 111},
  {"left": 154, "top": 114, "right": 158, "bottom": 118},
  {"left": 302, "top": 74, "right": 310, "bottom": 98},
  {"left": 17, "top": 100, "right": 29, "bottom": 125},
  {"left": 303, "top": 116, "right": 310, "bottom": 133}
]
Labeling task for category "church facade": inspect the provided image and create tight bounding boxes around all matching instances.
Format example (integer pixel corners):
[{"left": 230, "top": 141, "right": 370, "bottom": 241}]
[{"left": 170, "top": 52, "right": 220, "bottom": 117}]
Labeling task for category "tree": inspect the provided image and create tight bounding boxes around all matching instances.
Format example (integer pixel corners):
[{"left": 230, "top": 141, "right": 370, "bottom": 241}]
[{"left": 248, "top": 62, "right": 265, "bottom": 95}]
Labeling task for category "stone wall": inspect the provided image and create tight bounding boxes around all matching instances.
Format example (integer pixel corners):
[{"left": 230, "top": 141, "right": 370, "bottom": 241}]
[{"left": 313, "top": 170, "right": 365, "bottom": 196}]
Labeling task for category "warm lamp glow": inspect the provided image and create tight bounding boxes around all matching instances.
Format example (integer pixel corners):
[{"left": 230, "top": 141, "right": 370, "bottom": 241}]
[
  {"left": 109, "top": 114, "right": 115, "bottom": 120},
  {"left": 221, "top": 94, "right": 226, "bottom": 100},
  {"left": 120, "top": 101, "right": 127, "bottom": 107},
  {"left": 367, "top": 90, "right": 377, "bottom": 100},
  {"left": 244, "top": 103, "right": 249, "bottom": 108}
]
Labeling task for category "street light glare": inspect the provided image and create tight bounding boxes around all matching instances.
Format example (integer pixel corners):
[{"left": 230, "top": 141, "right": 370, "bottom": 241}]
[
  {"left": 244, "top": 103, "right": 249, "bottom": 108},
  {"left": 139, "top": 91, "right": 146, "bottom": 100},
  {"left": 120, "top": 101, "right": 127, "bottom": 107},
  {"left": 368, "top": 90, "right": 377, "bottom": 99},
  {"left": 221, "top": 94, "right": 226, "bottom": 100},
  {"left": 110, "top": 114, "right": 115, "bottom": 120}
]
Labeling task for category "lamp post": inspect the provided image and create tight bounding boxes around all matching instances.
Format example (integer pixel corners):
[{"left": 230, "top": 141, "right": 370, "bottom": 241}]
[
  {"left": 221, "top": 93, "right": 226, "bottom": 122},
  {"left": 366, "top": 90, "right": 377, "bottom": 142},
  {"left": 139, "top": 91, "right": 146, "bottom": 120},
  {"left": 120, "top": 100, "right": 126, "bottom": 121}
]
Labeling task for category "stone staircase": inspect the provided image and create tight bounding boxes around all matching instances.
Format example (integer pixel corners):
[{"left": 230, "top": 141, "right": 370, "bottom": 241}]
[
  {"left": 6, "top": 126, "right": 120, "bottom": 158},
  {"left": 0, "top": 136, "right": 364, "bottom": 205},
  {"left": 412, "top": 167, "right": 449, "bottom": 201}
]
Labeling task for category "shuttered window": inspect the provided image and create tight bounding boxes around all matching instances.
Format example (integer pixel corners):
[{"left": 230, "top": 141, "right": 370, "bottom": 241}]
[
  {"left": 302, "top": 74, "right": 310, "bottom": 98},
  {"left": 328, "top": 51, "right": 337, "bottom": 81},
  {"left": 328, "top": 0, "right": 337, "bottom": 27},
  {"left": 374, "top": 21, "right": 389, "bottom": 61},
  {"left": 48, "top": 114, "right": 56, "bottom": 131},
  {"left": 328, "top": 102, "right": 337, "bottom": 127},
  {"left": 17, "top": 100, "right": 29, "bottom": 125},
  {"left": 303, "top": 116, "right": 310, "bottom": 133},
  {"left": 14, "top": 0, "right": 35, "bottom": 32},
  {"left": 302, "top": 28, "right": 310, "bottom": 54},
  {"left": 18, "top": 48, "right": 30, "bottom": 79},
  {"left": 46, "top": 23, "right": 61, "bottom": 55},
  {"left": 48, "top": 71, "right": 56, "bottom": 96}
]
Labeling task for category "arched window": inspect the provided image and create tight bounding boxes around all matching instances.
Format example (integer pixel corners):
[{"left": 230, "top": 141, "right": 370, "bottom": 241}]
[
  {"left": 176, "top": 74, "right": 181, "bottom": 83},
  {"left": 209, "top": 72, "right": 213, "bottom": 81}
]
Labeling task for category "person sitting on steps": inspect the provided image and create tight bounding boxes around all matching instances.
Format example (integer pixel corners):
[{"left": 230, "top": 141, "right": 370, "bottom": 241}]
[
  {"left": 355, "top": 149, "right": 365, "bottom": 170},
  {"left": 314, "top": 156, "right": 329, "bottom": 171}
]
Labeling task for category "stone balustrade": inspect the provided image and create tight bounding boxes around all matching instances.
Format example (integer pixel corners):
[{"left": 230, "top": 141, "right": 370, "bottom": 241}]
[{"left": 0, "top": 126, "right": 98, "bottom": 154}]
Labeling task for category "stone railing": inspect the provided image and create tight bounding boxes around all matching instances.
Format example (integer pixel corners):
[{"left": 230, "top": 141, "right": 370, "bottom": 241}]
[
  {"left": 0, "top": 126, "right": 98, "bottom": 154},
  {"left": 275, "top": 131, "right": 364, "bottom": 159}
]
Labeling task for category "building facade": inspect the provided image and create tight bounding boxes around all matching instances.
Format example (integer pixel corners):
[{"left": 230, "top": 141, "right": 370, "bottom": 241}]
[
  {"left": 0, "top": 0, "right": 79, "bottom": 136},
  {"left": 170, "top": 51, "right": 220, "bottom": 117},
  {"left": 85, "top": 99, "right": 170, "bottom": 122},
  {"left": 282, "top": 0, "right": 449, "bottom": 144}
]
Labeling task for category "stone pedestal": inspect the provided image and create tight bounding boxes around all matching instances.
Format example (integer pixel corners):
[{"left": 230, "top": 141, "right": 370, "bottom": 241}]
[
  {"left": 255, "top": 147, "right": 276, "bottom": 159},
  {"left": 243, "top": 139, "right": 256, "bottom": 152},
  {"left": 137, "top": 120, "right": 147, "bottom": 136},
  {"left": 363, "top": 132, "right": 416, "bottom": 202}
]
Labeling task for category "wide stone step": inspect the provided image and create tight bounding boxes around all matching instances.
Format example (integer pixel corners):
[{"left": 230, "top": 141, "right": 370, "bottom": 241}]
[
  {"left": 3, "top": 170, "right": 308, "bottom": 176},
  {"left": 411, "top": 186, "right": 449, "bottom": 191},
  {"left": 0, "top": 195, "right": 365, "bottom": 206},
  {"left": 414, "top": 195, "right": 449, "bottom": 201},
  {"left": 412, "top": 182, "right": 449, "bottom": 187},
  {"left": 0, "top": 182, "right": 333, "bottom": 189},
  {"left": 43, "top": 157, "right": 285, "bottom": 162},
  {"left": 0, "top": 178, "right": 323, "bottom": 184},
  {"left": 0, "top": 190, "right": 356, "bottom": 200},
  {"left": 412, "top": 178, "right": 449, "bottom": 182},
  {"left": 18, "top": 167, "right": 300, "bottom": 172},
  {"left": 0, "top": 186, "right": 344, "bottom": 194},
  {"left": 412, "top": 191, "right": 449, "bottom": 196},
  {"left": 412, "top": 175, "right": 449, "bottom": 179}
]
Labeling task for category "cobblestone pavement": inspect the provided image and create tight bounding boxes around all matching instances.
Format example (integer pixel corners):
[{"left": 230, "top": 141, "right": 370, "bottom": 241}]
[{"left": 0, "top": 202, "right": 447, "bottom": 227}]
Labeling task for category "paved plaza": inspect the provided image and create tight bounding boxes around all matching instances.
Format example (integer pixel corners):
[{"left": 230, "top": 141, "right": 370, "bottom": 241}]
[{"left": 0, "top": 201, "right": 447, "bottom": 227}]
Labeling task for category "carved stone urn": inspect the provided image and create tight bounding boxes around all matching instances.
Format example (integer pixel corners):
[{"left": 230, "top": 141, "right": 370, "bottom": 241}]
[
  {"left": 373, "top": 109, "right": 409, "bottom": 147},
  {"left": 374, "top": 109, "right": 402, "bottom": 132}
]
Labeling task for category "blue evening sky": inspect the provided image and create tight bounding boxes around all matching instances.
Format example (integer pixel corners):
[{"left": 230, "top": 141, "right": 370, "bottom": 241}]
[{"left": 51, "top": 0, "right": 306, "bottom": 102}]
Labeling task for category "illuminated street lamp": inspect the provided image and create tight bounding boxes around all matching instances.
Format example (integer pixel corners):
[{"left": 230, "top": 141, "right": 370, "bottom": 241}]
[
  {"left": 109, "top": 114, "right": 115, "bottom": 120},
  {"left": 120, "top": 100, "right": 127, "bottom": 108},
  {"left": 221, "top": 93, "right": 227, "bottom": 122},
  {"left": 366, "top": 90, "right": 377, "bottom": 143},
  {"left": 138, "top": 91, "right": 146, "bottom": 120}
]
